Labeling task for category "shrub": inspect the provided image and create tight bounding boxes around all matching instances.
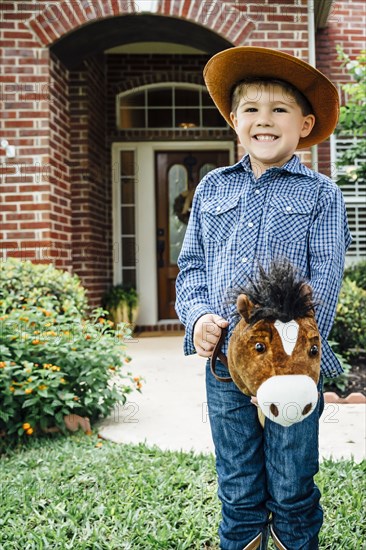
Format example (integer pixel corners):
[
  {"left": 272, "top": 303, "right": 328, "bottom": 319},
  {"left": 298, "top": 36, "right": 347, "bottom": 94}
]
[
  {"left": 0, "top": 305, "right": 139, "bottom": 439},
  {"left": 344, "top": 260, "right": 366, "bottom": 290},
  {"left": 0, "top": 259, "right": 140, "bottom": 440},
  {"left": 102, "top": 283, "right": 138, "bottom": 324},
  {"left": 330, "top": 277, "right": 366, "bottom": 357},
  {"left": 0, "top": 258, "right": 88, "bottom": 317}
]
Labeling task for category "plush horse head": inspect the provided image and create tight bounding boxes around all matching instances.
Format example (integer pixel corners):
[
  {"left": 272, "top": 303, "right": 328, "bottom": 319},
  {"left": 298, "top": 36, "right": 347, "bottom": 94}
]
[{"left": 227, "top": 260, "right": 321, "bottom": 427}]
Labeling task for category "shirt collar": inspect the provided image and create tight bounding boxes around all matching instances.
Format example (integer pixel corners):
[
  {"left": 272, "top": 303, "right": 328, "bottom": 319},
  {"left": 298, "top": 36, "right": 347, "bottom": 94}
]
[{"left": 222, "top": 154, "right": 316, "bottom": 179}]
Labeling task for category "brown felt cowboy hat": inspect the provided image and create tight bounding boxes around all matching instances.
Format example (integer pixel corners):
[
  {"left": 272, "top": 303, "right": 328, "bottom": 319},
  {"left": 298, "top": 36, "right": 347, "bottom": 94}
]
[{"left": 203, "top": 46, "right": 339, "bottom": 149}]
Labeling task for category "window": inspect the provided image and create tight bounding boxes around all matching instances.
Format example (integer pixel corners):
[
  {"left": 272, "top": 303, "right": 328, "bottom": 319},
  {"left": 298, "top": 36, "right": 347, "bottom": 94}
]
[
  {"left": 119, "top": 150, "right": 137, "bottom": 286},
  {"left": 117, "top": 83, "right": 227, "bottom": 130}
]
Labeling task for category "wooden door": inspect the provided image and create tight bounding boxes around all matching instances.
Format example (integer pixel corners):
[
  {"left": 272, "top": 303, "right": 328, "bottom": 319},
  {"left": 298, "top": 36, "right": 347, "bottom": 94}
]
[{"left": 155, "top": 150, "right": 230, "bottom": 319}]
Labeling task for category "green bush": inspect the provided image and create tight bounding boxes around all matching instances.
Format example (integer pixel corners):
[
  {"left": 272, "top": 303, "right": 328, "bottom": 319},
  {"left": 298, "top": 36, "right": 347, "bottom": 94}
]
[
  {"left": 330, "top": 277, "right": 366, "bottom": 357},
  {"left": 0, "top": 305, "right": 139, "bottom": 439},
  {"left": 102, "top": 283, "right": 138, "bottom": 323},
  {"left": 0, "top": 258, "right": 88, "bottom": 317},
  {"left": 0, "top": 259, "right": 140, "bottom": 440},
  {"left": 344, "top": 260, "right": 366, "bottom": 290}
]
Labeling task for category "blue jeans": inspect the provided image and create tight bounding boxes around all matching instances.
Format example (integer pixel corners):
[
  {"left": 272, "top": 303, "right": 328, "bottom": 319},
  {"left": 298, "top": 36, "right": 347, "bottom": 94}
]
[{"left": 206, "top": 360, "right": 324, "bottom": 550}]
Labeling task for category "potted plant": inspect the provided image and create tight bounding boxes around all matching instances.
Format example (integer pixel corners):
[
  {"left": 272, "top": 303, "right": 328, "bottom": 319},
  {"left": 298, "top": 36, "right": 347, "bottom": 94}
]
[{"left": 102, "top": 284, "right": 138, "bottom": 325}]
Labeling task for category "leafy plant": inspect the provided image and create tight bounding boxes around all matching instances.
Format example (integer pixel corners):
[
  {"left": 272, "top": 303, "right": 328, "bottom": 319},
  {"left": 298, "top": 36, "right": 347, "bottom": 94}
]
[
  {"left": 0, "top": 259, "right": 141, "bottom": 440},
  {"left": 0, "top": 258, "right": 88, "bottom": 317},
  {"left": 330, "top": 278, "right": 366, "bottom": 357},
  {"left": 323, "top": 341, "right": 352, "bottom": 392},
  {"left": 102, "top": 283, "right": 138, "bottom": 323},
  {"left": 344, "top": 260, "right": 366, "bottom": 290},
  {"left": 335, "top": 47, "right": 366, "bottom": 189},
  {"left": 0, "top": 305, "right": 140, "bottom": 439}
]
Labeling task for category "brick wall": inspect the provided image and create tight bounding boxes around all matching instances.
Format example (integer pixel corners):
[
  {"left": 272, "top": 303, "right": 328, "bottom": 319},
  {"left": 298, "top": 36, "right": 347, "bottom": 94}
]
[
  {"left": 1, "top": 10, "right": 72, "bottom": 269},
  {"left": 69, "top": 56, "right": 111, "bottom": 306}
]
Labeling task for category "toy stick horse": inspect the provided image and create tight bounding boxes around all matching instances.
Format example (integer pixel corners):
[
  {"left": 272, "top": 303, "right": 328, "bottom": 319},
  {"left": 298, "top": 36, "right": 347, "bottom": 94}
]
[{"left": 211, "top": 260, "right": 321, "bottom": 427}]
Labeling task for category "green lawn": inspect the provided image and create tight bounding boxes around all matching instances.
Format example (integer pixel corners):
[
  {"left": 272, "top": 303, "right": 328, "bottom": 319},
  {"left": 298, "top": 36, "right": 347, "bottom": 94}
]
[{"left": 0, "top": 434, "right": 364, "bottom": 549}]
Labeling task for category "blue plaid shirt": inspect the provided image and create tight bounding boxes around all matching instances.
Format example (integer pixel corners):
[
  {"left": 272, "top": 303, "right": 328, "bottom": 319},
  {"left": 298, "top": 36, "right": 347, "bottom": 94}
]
[{"left": 175, "top": 154, "right": 352, "bottom": 378}]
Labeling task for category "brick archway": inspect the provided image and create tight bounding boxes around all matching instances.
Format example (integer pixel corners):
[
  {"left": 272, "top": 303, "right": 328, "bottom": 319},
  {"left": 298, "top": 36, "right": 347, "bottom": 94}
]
[{"left": 27, "top": 1, "right": 254, "bottom": 50}]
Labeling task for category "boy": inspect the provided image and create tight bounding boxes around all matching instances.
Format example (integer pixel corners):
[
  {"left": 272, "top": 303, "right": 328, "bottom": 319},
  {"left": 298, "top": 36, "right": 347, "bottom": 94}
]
[{"left": 175, "top": 47, "right": 352, "bottom": 550}]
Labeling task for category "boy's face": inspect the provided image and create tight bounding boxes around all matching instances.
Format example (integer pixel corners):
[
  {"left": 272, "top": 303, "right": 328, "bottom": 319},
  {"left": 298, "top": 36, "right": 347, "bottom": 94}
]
[{"left": 230, "top": 83, "right": 315, "bottom": 177}]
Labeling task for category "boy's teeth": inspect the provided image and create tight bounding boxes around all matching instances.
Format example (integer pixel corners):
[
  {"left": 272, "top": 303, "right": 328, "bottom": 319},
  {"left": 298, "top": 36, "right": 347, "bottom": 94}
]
[{"left": 255, "top": 135, "right": 276, "bottom": 141}]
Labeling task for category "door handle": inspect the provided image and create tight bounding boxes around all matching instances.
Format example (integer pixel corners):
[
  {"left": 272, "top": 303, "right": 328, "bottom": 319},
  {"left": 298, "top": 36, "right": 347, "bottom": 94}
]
[{"left": 157, "top": 240, "right": 165, "bottom": 267}]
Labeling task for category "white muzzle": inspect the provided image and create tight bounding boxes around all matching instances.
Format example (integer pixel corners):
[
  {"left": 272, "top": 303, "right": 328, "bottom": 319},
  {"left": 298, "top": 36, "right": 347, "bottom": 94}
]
[{"left": 257, "top": 374, "right": 318, "bottom": 427}]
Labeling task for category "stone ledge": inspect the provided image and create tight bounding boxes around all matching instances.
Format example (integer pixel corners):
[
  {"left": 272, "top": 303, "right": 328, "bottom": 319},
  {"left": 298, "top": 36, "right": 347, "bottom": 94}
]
[{"left": 324, "top": 392, "right": 366, "bottom": 404}]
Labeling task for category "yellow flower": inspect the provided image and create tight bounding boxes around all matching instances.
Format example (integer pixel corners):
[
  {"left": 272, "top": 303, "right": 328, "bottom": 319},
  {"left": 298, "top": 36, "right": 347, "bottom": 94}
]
[
  {"left": 38, "top": 385, "right": 48, "bottom": 391},
  {"left": 22, "top": 423, "right": 31, "bottom": 430},
  {"left": 27, "top": 377, "right": 33, "bottom": 382},
  {"left": 25, "top": 388, "right": 33, "bottom": 395},
  {"left": 0, "top": 362, "right": 6, "bottom": 368},
  {"left": 26, "top": 428, "right": 34, "bottom": 435},
  {"left": 32, "top": 339, "right": 40, "bottom": 345},
  {"left": 60, "top": 379, "right": 66, "bottom": 384},
  {"left": 33, "top": 330, "right": 40, "bottom": 335},
  {"left": 9, "top": 386, "right": 15, "bottom": 392}
]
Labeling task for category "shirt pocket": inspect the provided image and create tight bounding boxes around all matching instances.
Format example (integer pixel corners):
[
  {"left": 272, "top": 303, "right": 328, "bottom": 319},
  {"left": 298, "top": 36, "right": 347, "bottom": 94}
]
[
  {"left": 265, "top": 195, "right": 314, "bottom": 242},
  {"left": 201, "top": 195, "right": 240, "bottom": 242}
]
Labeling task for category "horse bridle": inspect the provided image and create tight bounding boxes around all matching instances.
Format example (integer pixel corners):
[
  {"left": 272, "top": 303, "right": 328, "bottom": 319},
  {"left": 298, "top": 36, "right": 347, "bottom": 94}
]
[{"left": 209, "top": 327, "right": 233, "bottom": 383}]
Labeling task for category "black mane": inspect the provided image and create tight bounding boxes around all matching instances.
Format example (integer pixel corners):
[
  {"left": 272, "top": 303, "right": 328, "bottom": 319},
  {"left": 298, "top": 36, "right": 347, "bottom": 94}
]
[{"left": 230, "top": 259, "right": 316, "bottom": 324}]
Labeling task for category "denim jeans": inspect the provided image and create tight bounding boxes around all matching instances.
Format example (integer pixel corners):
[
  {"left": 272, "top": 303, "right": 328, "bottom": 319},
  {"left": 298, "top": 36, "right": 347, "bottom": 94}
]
[{"left": 206, "top": 360, "right": 324, "bottom": 550}]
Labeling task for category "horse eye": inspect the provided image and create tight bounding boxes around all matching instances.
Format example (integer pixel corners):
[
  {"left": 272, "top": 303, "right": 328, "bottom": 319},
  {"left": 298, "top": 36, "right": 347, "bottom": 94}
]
[
  {"left": 255, "top": 342, "right": 266, "bottom": 353},
  {"left": 310, "top": 345, "right": 319, "bottom": 356}
]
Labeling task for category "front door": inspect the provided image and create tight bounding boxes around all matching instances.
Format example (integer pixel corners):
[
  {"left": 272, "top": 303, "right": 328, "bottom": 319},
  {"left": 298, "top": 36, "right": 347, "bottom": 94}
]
[{"left": 155, "top": 150, "right": 230, "bottom": 319}]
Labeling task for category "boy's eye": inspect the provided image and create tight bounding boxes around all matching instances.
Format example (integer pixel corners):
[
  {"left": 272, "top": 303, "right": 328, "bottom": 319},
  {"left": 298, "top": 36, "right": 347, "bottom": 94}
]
[
  {"left": 244, "top": 107, "right": 258, "bottom": 113},
  {"left": 273, "top": 107, "right": 287, "bottom": 113}
]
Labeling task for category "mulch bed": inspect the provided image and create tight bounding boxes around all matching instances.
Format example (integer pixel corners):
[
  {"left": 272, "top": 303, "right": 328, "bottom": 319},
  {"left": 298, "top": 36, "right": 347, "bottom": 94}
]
[{"left": 324, "top": 358, "right": 366, "bottom": 398}]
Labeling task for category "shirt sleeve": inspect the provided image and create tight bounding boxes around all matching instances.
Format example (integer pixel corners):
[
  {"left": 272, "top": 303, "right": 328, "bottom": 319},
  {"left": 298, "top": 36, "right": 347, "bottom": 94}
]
[
  {"left": 308, "top": 183, "right": 352, "bottom": 371},
  {"left": 175, "top": 185, "right": 212, "bottom": 355}
]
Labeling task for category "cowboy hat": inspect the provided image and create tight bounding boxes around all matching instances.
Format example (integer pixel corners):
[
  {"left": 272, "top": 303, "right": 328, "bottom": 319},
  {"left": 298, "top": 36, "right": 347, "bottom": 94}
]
[{"left": 203, "top": 46, "right": 339, "bottom": 149}]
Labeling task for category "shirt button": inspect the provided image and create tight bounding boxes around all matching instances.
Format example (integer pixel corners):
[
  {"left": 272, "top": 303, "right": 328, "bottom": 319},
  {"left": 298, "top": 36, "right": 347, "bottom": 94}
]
[
  {"left": 241, "top": 257, "right": 248, "bottom": 263},
  {"left": 216, "top": 206, "right": 221, "bottom": 213},
  {"left": 247, "top": 222, "right": 254, "bottom": 228},
  {"left": 255, "top": 189, "right": 260, "bottom": 195},
  {"left": 286, "top": 206, "right": 292, "bottom": 212}
]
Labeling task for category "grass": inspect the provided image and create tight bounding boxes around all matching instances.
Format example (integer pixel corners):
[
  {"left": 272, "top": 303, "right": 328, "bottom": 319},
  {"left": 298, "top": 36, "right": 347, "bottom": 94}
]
[{"left": 0, "top": 434, "right": 365, "bottom": 549}]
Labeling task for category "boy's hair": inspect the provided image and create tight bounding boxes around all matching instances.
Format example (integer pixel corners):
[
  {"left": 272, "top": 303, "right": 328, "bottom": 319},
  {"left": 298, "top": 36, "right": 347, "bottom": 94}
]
[{"left": 231, "top": 78, "right": 314, "bottom": 117}]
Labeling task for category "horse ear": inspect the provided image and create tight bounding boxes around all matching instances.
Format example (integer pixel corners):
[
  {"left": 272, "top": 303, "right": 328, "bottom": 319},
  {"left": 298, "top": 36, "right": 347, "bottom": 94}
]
[
  {"left": 300, "top": 283, "right": 315, "bottom": 317},
  {"left": 237, "top": 294, "right": 254, "bottom": 323}
]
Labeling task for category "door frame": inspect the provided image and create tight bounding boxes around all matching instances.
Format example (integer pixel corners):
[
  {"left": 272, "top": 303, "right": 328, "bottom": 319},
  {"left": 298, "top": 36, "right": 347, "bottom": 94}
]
[{"left": 111, "top": 141, "right": 235, "bottom": 325}]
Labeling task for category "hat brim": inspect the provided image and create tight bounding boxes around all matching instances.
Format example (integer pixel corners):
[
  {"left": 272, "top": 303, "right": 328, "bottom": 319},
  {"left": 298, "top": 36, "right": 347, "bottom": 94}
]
[{"left": 203, "top": 47, "right": 339, "bottom": 149}]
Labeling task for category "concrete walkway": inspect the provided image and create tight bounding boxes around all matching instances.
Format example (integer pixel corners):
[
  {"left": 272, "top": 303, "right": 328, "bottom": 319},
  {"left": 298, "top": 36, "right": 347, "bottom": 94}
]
[{"left": 98, "top": 336, "right": 366, "bottom": 463}]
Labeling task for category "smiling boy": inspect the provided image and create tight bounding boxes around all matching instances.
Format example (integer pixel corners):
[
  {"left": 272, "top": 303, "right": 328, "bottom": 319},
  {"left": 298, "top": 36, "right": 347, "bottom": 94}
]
[
  {"left": 230, "top": 79, "right": 315, "bottom": 177},
  {"left": 175, "top": 47, "right": 351, "bottom": 550}
]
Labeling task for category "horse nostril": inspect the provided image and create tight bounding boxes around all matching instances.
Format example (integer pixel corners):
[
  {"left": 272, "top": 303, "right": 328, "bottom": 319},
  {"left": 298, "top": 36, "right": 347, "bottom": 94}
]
[
  {"left": 302, "top": 403, "right": 312, "bottom": 416},
  {"left": 270, "top": 404, "right": 279, "bottom": 417}
]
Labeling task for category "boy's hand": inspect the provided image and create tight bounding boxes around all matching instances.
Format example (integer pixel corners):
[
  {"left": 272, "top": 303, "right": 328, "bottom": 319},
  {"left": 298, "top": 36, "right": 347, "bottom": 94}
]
[{"left": 193, "top": 314, "right": 229, "bottom": 358}]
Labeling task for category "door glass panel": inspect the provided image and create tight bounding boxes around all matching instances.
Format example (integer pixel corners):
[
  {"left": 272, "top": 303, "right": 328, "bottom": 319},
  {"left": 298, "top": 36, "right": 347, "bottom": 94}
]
[
  {"left": 200, "top": 163, "right": 216, "bottom": 179},
  {"left": 169, "top": 164, "right": 188, "bottom": 265}
]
